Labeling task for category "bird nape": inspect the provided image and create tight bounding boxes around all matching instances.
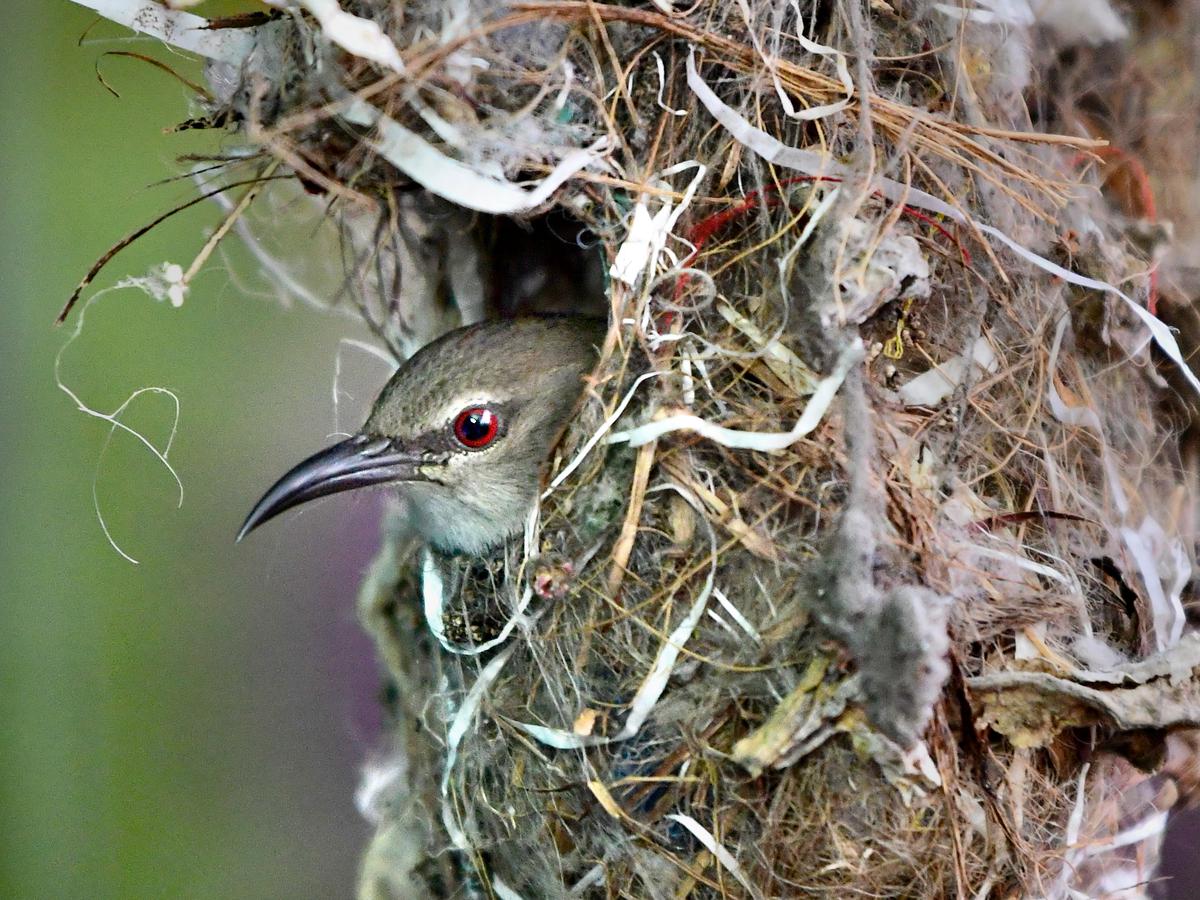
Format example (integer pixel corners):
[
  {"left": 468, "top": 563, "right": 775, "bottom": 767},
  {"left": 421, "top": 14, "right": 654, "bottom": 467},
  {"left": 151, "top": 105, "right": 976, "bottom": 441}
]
[{"left": 237, "top": 316, "right": 605, "bottom": 555}]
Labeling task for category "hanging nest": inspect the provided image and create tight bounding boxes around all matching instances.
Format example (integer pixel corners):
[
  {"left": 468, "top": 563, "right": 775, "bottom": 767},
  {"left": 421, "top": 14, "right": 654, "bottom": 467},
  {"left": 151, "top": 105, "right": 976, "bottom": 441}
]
[{"left": 70, "top": 1, "right": 1200, "bottom": 897}]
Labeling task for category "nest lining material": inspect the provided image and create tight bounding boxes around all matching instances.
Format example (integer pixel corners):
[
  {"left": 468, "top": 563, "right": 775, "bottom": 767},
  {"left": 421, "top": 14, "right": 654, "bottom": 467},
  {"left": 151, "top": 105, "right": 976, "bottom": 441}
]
[{"left": 69, "top": 1, "right": 1200, "bottom": 897}]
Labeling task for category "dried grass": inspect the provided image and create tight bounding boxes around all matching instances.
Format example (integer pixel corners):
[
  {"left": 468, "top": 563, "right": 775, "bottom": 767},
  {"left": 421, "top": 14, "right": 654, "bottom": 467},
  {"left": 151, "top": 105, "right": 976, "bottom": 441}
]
[{"left": 70, "top": 0, "right": 1200, "bottom": 897}]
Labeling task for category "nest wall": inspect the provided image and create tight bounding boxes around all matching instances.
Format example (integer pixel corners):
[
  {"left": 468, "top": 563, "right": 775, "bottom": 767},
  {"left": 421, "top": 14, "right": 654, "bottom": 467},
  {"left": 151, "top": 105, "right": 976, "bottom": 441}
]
[{"left": 69, "top": 0, "right": 1200, "bottom": 897}]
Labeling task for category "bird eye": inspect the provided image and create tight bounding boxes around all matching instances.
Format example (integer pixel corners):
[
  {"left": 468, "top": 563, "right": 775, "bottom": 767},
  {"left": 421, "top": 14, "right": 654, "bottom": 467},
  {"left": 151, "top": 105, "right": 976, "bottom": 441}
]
[{"left": 453, "top": 406, "right": 500, "bottom": 449}]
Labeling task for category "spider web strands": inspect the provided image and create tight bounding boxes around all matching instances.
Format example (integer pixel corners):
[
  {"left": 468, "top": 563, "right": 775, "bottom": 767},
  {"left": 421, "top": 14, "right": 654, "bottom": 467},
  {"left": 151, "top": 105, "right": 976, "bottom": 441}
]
[
  {"left": 55, "top": 281, "right": 185, "bottom": 565},
  {"left": 56, "top": 174, "right": 294, "bottom": 325}
]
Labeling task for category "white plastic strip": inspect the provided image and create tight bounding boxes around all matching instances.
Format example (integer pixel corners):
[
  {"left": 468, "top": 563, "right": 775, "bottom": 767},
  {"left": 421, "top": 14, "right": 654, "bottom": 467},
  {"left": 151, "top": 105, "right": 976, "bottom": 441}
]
[
  {"left": 68, "top": 0, "right": 255, "bottom": 63},
  {"left": 440, "top": 646, "right": 516, "bottom": 846},
  {"left": 665, "top": 813, "right": 764, "bottom": 900},
  {"left": 421, "top": 549, "right": 453, "bottom": 650},
  {"left": 932, "top": 0, "right": 1035, "bottom": 26},
  {"left": 970, "top": 544, "right": 1071, "bottom": 585},
  {"left": 712, "top": 587, "right": 763, "bottom": 643},
  {"left": 612, "top": 202, "right": 673, "bottom": 287},
  {"left": 736, "top": 0, "right": 852, "bottom": 122},
  {"left": 785, "top": 0, "right": 854, "bottom": 118},
  {"left": 653, "top": 52, "right": 688, "bottom": 117},
  {"left": 568, "top": 863, "right": 607, "bottom": 896},
  {"left": 1120, "top": 518, "right": 1188, "bottom": 652},
  {"left": 512, "top": 720, "right": 606, "bottom": 749},
  {"left": 615, "top": 484, "right": 717, "bottom": 739},
  {"left": 341, "top": 99, "right": 607, "bottom": 215},
  {"left": 421, "top": 546, "right": 539, "bottom": 656},
  {"left": 491, "top": 878, "right": 527, "bottom": 900},
  {"left": 609, "top": 338, "right": 863, "bottom": 450},
  {"left": 611, "top": 161, "right": 706, "bottom": 286},
  {"left": 513, "top": 484, "right": 718, "bottom": 749},
  {"left": 1079, "top": 809, "right": 1169, "bottom": 858},
  {"left": 685, "top": 49, "right": 1200, "bottom": 397},
  {"left": 1064, "top": 760, "right": 1090, "bottom": 852},
  {"left": 898, "top": 338, "right": 997, "bottom": 407},
  {"left": 266, "top": 0, "right": 405, "bottom": 72},
  {"left": 544, "top": 370, "right": 667, "bottom": 496}
]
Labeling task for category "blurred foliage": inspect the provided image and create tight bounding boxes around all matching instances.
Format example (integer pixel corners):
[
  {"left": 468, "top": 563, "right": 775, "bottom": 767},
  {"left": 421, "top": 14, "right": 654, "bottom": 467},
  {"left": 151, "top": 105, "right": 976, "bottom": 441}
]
[{"left": 0, "top": 3, "right": 380, "bottom": 897}]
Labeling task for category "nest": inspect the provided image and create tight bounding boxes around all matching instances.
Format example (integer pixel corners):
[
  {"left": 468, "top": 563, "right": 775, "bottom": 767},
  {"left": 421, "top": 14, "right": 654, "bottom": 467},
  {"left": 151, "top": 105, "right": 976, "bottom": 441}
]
[{"left": 72, "top": 1, "right": 1200, "bottom": 897}]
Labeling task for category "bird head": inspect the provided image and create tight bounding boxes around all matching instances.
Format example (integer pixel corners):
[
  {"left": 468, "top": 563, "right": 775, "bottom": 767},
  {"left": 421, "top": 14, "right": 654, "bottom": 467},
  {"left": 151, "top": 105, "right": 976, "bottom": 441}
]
[{"left": 238, "top": 317, "right": 604, "bottom": 555}]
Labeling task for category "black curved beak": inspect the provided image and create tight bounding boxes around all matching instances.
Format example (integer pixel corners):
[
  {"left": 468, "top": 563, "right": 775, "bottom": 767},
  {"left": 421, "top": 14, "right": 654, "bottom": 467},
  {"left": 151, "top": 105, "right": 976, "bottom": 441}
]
[{"left": 237, "top": 435, "right": 425, "bottom": 541}]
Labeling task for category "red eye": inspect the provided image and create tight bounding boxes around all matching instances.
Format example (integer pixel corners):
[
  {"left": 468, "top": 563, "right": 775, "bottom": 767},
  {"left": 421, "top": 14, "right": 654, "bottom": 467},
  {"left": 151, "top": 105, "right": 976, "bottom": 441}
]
[{"left": 453, "top": 407, "right": 500, "bottom": 449}]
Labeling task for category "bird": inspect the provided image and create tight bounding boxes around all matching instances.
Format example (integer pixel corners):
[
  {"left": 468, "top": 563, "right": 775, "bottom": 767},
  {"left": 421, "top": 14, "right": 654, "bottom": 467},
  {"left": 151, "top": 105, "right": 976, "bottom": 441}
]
[{"left": 237, "top": 316, "right": 606, "bottom": 555}]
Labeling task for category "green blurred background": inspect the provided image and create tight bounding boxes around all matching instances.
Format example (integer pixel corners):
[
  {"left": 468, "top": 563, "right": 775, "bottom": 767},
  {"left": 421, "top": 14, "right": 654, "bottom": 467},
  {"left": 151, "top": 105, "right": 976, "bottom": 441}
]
[{"left": 0, "top": 2, "right": 388, "bottom": 897}]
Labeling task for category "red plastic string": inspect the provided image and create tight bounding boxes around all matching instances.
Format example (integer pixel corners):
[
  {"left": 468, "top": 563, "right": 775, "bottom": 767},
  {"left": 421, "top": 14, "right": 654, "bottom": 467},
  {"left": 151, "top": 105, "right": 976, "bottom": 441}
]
[{"left": 672, "top": 174, "right": 971, "bottom": 308}]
